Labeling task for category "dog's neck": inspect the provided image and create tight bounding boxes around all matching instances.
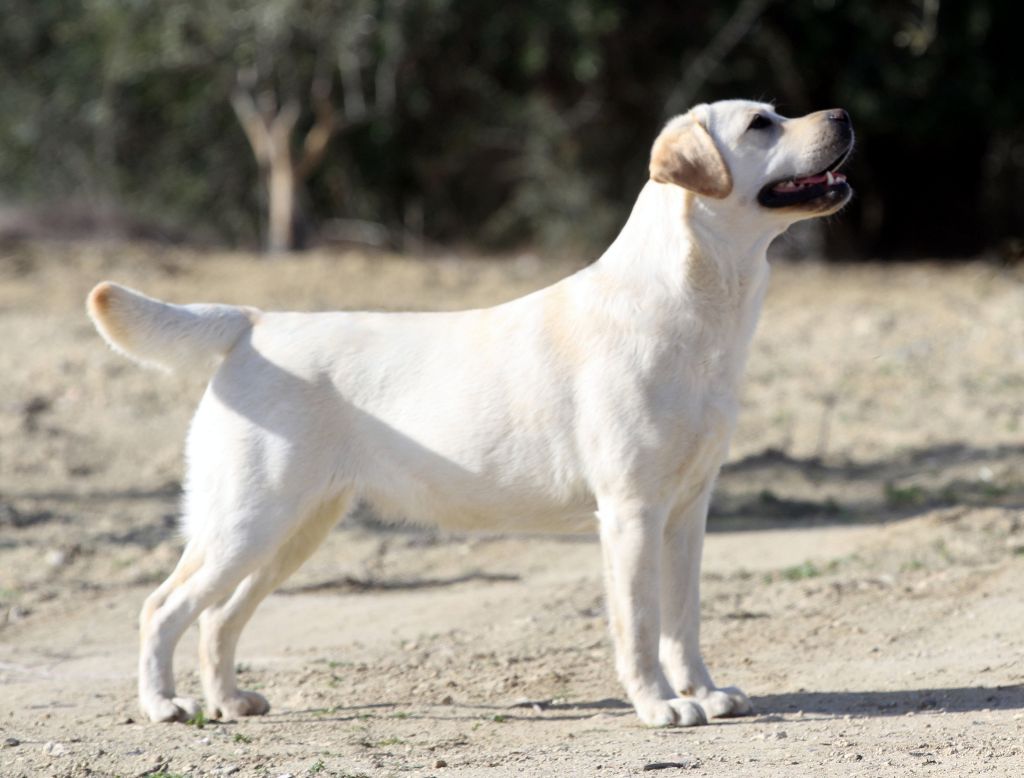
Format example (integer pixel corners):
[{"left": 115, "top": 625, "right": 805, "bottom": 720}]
[
  {"left": 595, "top": 181, "right": 778, "bottom": 312},
  {"left": 682, "top": 191, "right": 783, "bottom": 273},
  {"left": 582, "top": 181, "right": 779, "bottom": 387}
]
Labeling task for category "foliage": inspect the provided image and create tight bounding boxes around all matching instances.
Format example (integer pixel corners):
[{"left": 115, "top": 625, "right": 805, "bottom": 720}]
[{"left": 0, "top": 0, "right": 1020, "bottom": 256}]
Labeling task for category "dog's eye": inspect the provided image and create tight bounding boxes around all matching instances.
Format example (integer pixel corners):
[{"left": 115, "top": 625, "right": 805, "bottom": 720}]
[{"left": 747, "top": 115, "right": 772, "bottom": 131}]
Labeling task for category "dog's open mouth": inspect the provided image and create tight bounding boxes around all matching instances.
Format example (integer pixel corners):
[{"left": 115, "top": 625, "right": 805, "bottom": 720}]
[{"left": 757, "top": 148, "right": 852, "bottom": 209}]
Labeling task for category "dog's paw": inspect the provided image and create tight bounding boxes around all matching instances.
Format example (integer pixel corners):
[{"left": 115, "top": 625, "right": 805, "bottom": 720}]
[
  {"left": 209, "top": 690, "right": 270, "bottom": 720},
  {"left": 141, "top": 695, "right": 202, "bottom": 723},
  {"left": 635, "top": 696, "right": 708, "bottom": 728},
  {"left": 697, "top": 685, "right": 752, "bottom": 719}
]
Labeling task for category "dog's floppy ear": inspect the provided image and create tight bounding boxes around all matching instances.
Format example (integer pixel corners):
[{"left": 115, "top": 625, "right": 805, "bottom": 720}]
[{"left": 649, "top": 111, "right": 733, "bottom": 199}]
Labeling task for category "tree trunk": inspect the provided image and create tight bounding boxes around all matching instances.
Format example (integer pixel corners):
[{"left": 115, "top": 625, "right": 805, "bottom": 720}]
[
  {"left": 232, "top": 80, "right": 335, "bottom": 254},
  {"left": 266, "top": 152, "right": 296, "bottom": 254}
]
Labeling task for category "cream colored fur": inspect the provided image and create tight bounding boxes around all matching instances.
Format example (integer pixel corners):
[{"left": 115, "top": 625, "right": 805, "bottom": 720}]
[{"left": 88, "top": 99, "right": 853, "bottom": 727}]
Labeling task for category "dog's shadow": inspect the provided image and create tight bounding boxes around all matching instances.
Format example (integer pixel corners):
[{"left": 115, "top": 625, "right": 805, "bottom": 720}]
[
  {"left": 756, "top": 684, "right": 1023, "bottom": 718},
  {"left": 539, "top": 686, "right": 1024, "bottom": 719},
  {"left": 271, "top": 698, "right": 633, "bottom": 725},
  {"left": 267, "top": 685, "right": 1023, "bottom": 725}
]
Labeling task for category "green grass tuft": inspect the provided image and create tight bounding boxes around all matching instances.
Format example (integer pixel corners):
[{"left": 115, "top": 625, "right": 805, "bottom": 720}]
[{"left": 782, "top": 561, "right": 822, "bottom": 581}]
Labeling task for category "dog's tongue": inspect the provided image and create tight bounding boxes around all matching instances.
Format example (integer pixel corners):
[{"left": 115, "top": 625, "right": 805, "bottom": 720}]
[
  {"left": 794, "top": 173, "right": 828, "bottom": 186},
  {"left": 772, "top": 170, "right": 846, "bottom": 192}
]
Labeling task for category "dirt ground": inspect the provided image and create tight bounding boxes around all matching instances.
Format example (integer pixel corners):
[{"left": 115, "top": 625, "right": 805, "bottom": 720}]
[{"left": 1, "top": 240, "right": 1022, "bottom": 777}]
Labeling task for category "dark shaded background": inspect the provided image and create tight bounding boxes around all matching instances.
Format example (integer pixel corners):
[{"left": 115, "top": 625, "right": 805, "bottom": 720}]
[{"left": 1, "top": 0, "right": 1020, "bottom": 259}]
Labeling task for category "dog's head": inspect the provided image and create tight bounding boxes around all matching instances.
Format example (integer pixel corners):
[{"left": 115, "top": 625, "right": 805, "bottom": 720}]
[{"left": 650, "top": 100, "right": 854, "bottom": 222}]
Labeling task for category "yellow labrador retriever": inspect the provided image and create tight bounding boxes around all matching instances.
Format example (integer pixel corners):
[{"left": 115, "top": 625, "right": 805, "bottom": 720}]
[{"left": 88, "top": 99, "right": 853, "bottom": 727}]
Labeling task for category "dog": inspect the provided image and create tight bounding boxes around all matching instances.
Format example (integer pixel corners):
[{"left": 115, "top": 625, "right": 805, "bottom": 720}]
[{"left": 88, "top": 99, "right": 853, "bottom": 727}]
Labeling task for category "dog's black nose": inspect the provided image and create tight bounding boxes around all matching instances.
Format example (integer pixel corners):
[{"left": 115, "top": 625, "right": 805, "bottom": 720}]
[{"left": 827, "top": 109, "right": 851, "bottom": 125}]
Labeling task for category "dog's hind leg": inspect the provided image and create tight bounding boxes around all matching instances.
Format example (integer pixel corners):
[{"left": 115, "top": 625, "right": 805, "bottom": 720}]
[
  {"left": 137, "top": 540, "right": 207, "bottom": 722},
  {"left": 139, "top": 550, "right": 253, "bottom": 722},
  {"left": 138, "top": 493, "right": 320, "bottom": 723},
  {"left": 197, "top": 491, "right": 354, "bottom": 719},
  {"left": 139, "top": 539, "right": 203, "bottom": 644}
]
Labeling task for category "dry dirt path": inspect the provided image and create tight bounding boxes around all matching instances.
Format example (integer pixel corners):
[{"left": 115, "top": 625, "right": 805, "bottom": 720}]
[{"left": 1, "top": 243, "right": 1022, "bottom": 776}]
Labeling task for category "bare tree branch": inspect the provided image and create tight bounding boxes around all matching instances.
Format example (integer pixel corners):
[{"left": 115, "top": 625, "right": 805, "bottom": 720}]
[
  {"left": 228, "top": 5, "right": 410, "bottom": 252},
  {"left": 230, "top": 80, "right": 272, "bottom": 166},
  {"left": 296, "top": 67, "right": 337, "bottom": 181},
  {"left": 269, "top": 98, "right": 301, "bottom": 148}
]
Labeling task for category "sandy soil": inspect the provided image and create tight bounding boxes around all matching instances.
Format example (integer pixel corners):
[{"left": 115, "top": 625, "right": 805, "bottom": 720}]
[{"left": 1, "top": 241, "right": 1022, "bottom": 777}]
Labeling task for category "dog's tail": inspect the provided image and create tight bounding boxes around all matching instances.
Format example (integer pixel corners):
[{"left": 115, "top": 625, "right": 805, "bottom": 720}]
[{"left": 87, "top": 282, "right": 259, "bottom": 372}]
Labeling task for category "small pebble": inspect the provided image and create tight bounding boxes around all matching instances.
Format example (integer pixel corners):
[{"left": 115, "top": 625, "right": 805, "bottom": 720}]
[
  {"left": 434, "top": 758, "right": 448, "bottom": 768},
  {"left": 2, "top": 737, "right": 19, "bottom": 748},
  {"left": 46, "top": 549, "right": 68, "bottom": 568}
]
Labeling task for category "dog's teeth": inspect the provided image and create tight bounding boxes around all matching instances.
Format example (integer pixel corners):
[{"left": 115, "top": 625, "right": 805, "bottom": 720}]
[{"left": 826, "top": 171, "right": 834, "bottom": 186}]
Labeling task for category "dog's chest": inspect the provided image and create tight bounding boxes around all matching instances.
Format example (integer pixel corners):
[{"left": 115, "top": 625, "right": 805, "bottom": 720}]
[{"left": 645, "top": 311, "right": 758, "bottom": 488}]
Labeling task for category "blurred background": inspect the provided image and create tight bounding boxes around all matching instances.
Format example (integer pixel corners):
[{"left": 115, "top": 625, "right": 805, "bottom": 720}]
[
  {"left": 3, "top": 6, "right": 1024, "bottom": 771},
  {"left": 1, "top": 0, "right": 1021, "bottom": 260}
]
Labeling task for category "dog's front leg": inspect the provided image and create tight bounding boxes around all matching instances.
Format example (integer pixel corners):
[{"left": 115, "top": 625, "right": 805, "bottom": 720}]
[
  {"left": 659, "top": 485, "right": 752, "bottom": 719},
  {"left": 597, "top": 499, "right": 707, "bottom": 727}
]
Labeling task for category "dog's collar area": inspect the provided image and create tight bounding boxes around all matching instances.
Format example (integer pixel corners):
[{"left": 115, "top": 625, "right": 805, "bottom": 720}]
[{"left": 757, "top": 147, "right": 852, "bottom": 208}]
